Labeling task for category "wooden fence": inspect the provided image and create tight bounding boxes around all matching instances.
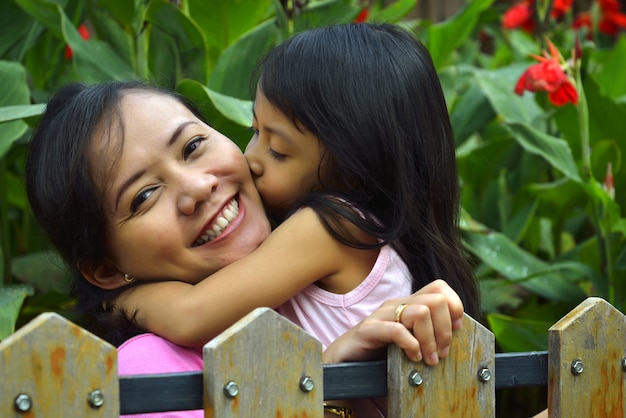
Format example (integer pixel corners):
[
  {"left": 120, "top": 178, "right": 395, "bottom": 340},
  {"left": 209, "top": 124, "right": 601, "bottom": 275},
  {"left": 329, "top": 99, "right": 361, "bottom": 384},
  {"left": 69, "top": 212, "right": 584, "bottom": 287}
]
[{"left": 1, "top": 297, "right": 624, "bottom": 417}]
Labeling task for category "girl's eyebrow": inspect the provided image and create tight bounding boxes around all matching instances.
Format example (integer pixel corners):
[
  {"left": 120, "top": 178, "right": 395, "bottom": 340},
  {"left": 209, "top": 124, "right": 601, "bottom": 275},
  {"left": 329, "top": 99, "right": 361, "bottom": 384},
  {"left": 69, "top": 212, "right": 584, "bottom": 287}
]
[{"left": 113, "top": 120, "right": 197, "bottom": 211}]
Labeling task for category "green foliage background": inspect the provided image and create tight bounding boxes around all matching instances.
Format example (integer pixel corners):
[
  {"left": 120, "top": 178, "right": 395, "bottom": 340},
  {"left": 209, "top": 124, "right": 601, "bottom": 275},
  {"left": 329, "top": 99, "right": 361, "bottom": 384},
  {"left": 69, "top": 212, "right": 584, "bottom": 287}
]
[{"left": 1, "top": 0, "right": 625, "bottom": 380}]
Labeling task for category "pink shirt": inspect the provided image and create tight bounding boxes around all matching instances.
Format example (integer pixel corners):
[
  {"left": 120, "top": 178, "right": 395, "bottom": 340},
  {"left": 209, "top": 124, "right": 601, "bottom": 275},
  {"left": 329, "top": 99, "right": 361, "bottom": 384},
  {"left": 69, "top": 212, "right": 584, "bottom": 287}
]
[
  {"left": 277, "top": 245, "right": 412, "bottom": 418},
  {"left": 118, "top": 333, "right": 203, "bottom": 418}
]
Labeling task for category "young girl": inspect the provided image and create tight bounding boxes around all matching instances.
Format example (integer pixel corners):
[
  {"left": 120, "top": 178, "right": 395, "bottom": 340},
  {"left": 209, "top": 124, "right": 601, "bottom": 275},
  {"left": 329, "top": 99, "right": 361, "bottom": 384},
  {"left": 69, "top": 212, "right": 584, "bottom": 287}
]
[{"left": 26, "top": 79, "right": 466, "bottom": 418}]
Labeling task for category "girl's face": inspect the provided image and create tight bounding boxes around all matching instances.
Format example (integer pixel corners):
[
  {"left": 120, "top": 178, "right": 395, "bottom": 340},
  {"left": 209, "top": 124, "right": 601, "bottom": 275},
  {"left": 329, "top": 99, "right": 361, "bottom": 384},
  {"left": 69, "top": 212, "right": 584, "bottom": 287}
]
[
  {"left": 245, "top": 87, "right": 326, "bottom": 220},
  {"left": 91, "top": 91, "right": 271, "bottom": 284}
]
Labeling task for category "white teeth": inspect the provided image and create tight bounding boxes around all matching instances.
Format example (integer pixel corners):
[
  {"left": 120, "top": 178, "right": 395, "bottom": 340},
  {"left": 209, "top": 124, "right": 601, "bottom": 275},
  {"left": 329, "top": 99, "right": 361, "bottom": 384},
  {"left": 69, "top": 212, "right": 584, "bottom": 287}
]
[
  {"left": 216, "top": 217, "right": 229, "bottom": 228},
  {"left": 192, "top": 198, "right": 240, "bottom": 247},
  {"left": 223, "top": 208, "right": 235, "bottom": 221}
]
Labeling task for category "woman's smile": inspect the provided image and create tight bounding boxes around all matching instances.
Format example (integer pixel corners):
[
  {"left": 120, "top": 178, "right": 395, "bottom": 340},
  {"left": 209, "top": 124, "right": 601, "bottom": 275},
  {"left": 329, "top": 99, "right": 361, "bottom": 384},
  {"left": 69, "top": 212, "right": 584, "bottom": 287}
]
[{"left": 193, "top": 196, "right": 240, "bottom": 246}]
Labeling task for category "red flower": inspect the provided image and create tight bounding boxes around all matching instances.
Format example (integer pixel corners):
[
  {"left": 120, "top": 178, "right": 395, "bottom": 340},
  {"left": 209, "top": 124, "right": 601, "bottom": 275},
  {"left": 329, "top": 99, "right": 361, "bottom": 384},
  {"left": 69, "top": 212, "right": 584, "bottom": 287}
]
[
  {"left": 64, "top": 24, "right": 90, "bottom": 60},
  {"left": 573, "top": 0, "right": 626, "bottom": 38},
  {"left": 503, "top": 0, "right": 574, "bottom": 32},
  {"left": 503, "top": 1, "right": 535, "bottom": 32},
  {"left": 354, "top": 8, "right": 369, "bottom": 23},
  {"left": 551, "top": 0, "right": 574, "bottom": 19},
  {"left": 514, "top": 39, "right": 578, "bottom": 107}
]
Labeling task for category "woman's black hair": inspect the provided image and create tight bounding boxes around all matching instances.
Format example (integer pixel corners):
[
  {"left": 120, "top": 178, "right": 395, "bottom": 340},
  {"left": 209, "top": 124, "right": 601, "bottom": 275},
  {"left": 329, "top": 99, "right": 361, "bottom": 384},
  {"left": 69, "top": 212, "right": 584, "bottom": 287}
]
[
  {"left": 25, "top": 80, "right": 205, "bottom": 346},
  {"left": 254, "top": 23, "right": 480, "bottom": 318}
]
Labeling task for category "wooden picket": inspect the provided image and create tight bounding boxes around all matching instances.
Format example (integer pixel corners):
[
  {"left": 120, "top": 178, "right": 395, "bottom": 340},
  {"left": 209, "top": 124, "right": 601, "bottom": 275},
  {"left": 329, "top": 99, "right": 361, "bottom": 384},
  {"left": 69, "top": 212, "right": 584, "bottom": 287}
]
[{"left": 1, "top": 297, "right": 625, "bottom": 417}]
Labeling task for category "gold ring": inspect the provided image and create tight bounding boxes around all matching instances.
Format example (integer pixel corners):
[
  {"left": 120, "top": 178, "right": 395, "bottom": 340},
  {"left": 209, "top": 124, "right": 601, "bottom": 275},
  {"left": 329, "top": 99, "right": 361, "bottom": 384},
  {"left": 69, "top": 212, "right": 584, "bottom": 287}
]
[{"left": 395, "top": 303, "right": 409, "bottom": 323}]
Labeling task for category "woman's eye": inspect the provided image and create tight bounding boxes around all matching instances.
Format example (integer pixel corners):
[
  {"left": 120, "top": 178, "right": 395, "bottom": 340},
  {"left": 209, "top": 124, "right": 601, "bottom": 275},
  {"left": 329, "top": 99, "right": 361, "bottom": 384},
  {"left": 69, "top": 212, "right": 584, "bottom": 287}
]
[
  {"left": 183, "top": 136, "right": 206, "bottom": 160},
  {"left": 131, "top": 188, "right": 155, "bottom": 213}
]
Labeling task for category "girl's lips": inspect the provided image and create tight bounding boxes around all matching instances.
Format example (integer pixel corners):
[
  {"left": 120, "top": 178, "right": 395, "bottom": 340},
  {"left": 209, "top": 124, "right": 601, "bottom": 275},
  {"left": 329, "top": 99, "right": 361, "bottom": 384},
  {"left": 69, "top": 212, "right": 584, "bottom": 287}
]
[{"left": 192, "top": 196, "right": 240, "bottom": 247}]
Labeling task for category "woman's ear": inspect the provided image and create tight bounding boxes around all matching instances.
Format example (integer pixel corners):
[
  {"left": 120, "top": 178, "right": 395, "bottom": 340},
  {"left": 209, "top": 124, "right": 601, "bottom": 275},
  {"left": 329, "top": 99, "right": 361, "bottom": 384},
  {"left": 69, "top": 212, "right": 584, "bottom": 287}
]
[{"left": 80, "top": 261, "right": 129, "bottom": 290}]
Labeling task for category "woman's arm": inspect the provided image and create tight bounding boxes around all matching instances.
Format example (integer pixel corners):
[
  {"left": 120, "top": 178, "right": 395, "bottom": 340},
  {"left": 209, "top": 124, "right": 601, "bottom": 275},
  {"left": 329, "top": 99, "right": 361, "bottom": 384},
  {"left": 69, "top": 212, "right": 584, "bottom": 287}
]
[{"left": 116, "top": 207, "right": 371, "bottom": 346}]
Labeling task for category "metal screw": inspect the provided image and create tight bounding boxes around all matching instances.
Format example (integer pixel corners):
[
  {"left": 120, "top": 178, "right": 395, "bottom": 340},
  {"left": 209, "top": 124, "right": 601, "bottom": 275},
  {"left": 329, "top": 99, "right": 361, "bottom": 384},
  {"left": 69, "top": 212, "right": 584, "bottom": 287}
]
[
  {"left": 621, "top": 357, "right": 626, "bottom": 372},
  {"left": 88, "top": 389, "right": 104, "bottom": 408},
  {"left": 14, "top": 394, "right": 32, "bottom": 413},
  {"left": 571, "top": 359, "right": 584, "bottom": 375},
  {"left": 223, "top": 381, "right": 239, "bottom": 398},
  {"left": 408, "top": 370, "right": 423, "bottom": 387},
  {"left": 477, "top": 368, "right": 492, "bottom": 383},
  {"left": 299, "top": 376, "right": 315, "bottom": 392}
]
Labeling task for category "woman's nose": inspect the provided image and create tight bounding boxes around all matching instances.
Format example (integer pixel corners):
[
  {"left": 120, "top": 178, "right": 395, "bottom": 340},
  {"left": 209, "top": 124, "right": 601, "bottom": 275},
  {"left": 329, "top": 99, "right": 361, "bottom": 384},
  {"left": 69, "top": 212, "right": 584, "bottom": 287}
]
[
  {"left": 244, "top": 139, "right": 263, "bottom": 178},
  {"left": 177, "top": 173, "right": 218, "bottom": 215}
]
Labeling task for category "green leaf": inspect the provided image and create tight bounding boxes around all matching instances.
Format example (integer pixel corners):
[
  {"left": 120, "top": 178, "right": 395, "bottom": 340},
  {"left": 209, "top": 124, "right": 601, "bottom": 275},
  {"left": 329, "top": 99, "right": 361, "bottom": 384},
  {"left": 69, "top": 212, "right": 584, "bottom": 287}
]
[
  {"left": 61, "top": 6, "right": 136, "bottom": 82},
  {"left": 588, "top": 35, "right": 626, "bottom": 101},
  {"left": 178, "top": 79, "right": 253, "bottom": 149},
  {"left": 0, "top": 0, "right": 34, "bottom": 59},
  {"left": 209, "top": 19, "right": 279, "bottom": 99},
  {"left": 506, "top": 122, "right": 582, "bottom": 182},
  {"left": 0, "top": 61, "right": 30, "bottom": 158},
  {"left": 189, "top": 0, "right": 272, "bottom": 62},
  {"left": 464, "top": 225, "right": 586, "bottom": 302},
  {"left": 13, "top": 0, "right": 64, "bottom": 37},
  {"left": 0, "top": 284, "right": 34, "bottom": 340},
  {"left": 371, "top": 0, "right": 417, "bottom": 22},
  {"left": 11, "top": 252, "right": 72, "bottom": 294},
  {"left": 427, "top": 0, "right": 494, "bottom": 69},
  {"left": 0, "top": 104, "right": 46, "bottom": 123},
  {"left": 474, "top": 64, "right": 544, "bottom": 124},
  {"left": 487, "top": 313, "right": 550, "bottom": 352},
  {"left": 146, "top": 1, "right": 208, "bottom": 85}
]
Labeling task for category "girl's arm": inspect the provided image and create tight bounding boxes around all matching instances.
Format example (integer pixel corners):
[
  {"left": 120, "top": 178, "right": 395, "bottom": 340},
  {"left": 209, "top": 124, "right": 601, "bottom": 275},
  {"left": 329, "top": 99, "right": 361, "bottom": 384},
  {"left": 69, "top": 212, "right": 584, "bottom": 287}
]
[
  {"left": 323, "top": 279, "right": 465, "bottom": 366},
  {"left": 117, "top": 207, "right": 367, "bottom": 347}
]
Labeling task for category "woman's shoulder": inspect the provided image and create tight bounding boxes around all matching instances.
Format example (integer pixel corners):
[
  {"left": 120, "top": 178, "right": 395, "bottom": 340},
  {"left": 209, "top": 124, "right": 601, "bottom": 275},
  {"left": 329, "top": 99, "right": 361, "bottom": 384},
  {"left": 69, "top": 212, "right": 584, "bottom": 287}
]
[{"left": 118, "top": 333, "right": 203, "bottom": 375}]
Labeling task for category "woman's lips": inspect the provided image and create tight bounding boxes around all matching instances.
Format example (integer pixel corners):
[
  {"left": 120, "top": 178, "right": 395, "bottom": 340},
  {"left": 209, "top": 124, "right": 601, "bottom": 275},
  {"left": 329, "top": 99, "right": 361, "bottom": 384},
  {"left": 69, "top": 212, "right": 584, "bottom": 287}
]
[{"left": 192, "top": 197, "right": 240, "bottom": 247}]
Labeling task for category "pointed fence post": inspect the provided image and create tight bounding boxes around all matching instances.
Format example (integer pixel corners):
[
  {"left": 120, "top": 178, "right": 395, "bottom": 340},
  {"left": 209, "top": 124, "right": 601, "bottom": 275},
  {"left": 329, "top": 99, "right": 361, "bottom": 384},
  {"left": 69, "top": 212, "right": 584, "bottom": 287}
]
[
  {"left": 0, "top": 312, "right": 118, "bottom": 417},
  {"left": 387, "top": 313, "right": 495, "bottom": 417},
  {"left": 203, "top": 307, "right": 324, "bottom": 417},
  {"left": 548, "top": 297, "right": 626, "bottom": 417}
]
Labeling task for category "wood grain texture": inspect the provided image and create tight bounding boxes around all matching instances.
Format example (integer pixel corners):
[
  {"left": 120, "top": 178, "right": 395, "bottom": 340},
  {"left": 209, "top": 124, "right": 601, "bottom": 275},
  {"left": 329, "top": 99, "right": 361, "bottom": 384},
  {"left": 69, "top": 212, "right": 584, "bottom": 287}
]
[
  {"left": 548, "top": 297, "right": 626, "bottom": 418},
  {"left": 0, "top": 312, "right": 118, "bottom": 417},
  {"left": 387, "top": 313, "right": 495, "bottom": 417},
  {"left": 203, "top": 307, "right": 323, "bottom": 417}
]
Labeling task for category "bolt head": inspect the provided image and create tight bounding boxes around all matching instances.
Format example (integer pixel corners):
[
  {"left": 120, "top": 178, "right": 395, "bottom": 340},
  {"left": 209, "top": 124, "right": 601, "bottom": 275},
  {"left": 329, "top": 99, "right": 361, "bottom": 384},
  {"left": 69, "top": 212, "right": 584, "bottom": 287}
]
[
  {"left": 223, "top": 381, "right": 239, "bottom": 398},
  {"left": 408, "top": 370, "right": 423, "bottom": 387},
  {"left": 478, "top": 368, "right": 492, "bottom": 382},
  {"left": 14, "top": 394, "right": 32, "bottom": 413},
  {"left": 88, "top": 389, "right": 104, "bottom": 408},
  {"left": 571, "top": 359, "right": 584, "bottom": 375},
  {"left": 299, "top": 376, "right": 315, "bottom": 392},
  {"left": 621, "top": 357, "right": 626, "bottom": 372}
]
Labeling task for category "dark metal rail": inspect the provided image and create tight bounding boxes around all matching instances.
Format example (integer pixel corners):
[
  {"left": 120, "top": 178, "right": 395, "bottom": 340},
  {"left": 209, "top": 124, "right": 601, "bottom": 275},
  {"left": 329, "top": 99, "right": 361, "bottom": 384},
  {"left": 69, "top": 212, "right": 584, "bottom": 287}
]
[{"left": 119, "top": 351, "right": 548, "bottom": 414}]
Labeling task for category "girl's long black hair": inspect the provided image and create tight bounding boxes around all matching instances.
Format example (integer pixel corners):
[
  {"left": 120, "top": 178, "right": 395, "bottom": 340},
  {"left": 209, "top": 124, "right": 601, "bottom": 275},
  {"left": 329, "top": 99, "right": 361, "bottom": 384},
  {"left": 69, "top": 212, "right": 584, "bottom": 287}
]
[{"left": 255, "top": 23, "right": 480, "bottom": 318}]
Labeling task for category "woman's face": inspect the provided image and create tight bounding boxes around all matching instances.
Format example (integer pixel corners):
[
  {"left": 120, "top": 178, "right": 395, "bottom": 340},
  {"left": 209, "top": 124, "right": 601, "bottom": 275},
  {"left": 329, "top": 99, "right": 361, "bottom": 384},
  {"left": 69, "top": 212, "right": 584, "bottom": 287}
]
[{"left": 91, "top": 90, "right": 271, "bottom": 284}]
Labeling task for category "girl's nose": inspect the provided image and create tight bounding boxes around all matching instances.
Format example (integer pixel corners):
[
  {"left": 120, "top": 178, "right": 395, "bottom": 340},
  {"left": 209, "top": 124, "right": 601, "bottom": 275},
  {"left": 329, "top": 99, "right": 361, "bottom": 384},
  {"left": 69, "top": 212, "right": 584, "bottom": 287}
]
[
  {"left": 177, "top": 173, "right": 218, "bottom": 215},
  {"left": 244, "top": 138, "right": 263, "bottom": 178}
]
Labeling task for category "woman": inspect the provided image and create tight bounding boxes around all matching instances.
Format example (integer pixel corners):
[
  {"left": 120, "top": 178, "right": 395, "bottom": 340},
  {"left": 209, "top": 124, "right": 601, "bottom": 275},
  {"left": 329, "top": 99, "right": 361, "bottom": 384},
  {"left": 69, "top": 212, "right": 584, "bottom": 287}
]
[{"left": 25, "top": 81, "right": 466, "bottom": 417}]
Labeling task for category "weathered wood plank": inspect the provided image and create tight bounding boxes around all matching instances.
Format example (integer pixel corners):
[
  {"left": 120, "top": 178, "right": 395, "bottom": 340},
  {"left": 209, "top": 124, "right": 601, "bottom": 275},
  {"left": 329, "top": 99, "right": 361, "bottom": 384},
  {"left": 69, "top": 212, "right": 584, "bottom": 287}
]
[
  {"left": 203, "top": 307, "right": 324, "bottom": 417},
  {"left": 0, "top": 312, "right": 118, "bottom": 417},
  {"left": 387, "top": 313, "right": 495, "bottom": 417},
  {"left": 548, "top": 297, "right": 626, "bottom": 417}
]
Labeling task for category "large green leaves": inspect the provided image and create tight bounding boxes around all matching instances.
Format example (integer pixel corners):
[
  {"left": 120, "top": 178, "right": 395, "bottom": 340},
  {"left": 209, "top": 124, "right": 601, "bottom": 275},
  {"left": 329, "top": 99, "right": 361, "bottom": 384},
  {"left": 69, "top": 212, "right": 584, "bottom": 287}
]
[{"left": 0, "top": 61, "right": 30, "bottom": 158}]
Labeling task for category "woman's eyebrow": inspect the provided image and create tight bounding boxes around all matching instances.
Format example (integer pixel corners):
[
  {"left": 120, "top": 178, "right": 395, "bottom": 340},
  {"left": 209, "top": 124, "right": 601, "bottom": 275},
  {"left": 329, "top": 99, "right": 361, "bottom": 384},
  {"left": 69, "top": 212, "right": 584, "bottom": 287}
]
[{"left": 114, "top": 120, "right": 198, "bottom": 211}]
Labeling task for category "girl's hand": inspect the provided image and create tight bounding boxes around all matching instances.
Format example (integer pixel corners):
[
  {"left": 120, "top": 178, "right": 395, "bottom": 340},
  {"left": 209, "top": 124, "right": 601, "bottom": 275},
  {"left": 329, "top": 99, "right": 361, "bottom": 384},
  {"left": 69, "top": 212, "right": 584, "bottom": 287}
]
[{"left": 323, "top": 279, "right": 464, "bottom": 365}]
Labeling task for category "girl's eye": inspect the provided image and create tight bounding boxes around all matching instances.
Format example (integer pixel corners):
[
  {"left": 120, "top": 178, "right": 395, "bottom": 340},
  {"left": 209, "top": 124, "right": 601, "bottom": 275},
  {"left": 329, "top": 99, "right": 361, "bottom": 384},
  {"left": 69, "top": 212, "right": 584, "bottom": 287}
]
[
  {"left": 249, "top": 127, "right": 259, "bottom": 137},
  {"left": 131, "top": 188, "right": 156, "bottom": 213},
  {"left": 268, "top": 148, "right": 287, "bottom": 161},
  {"left": 183, "top": 136, "right": 206, "bottom": 160}
]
